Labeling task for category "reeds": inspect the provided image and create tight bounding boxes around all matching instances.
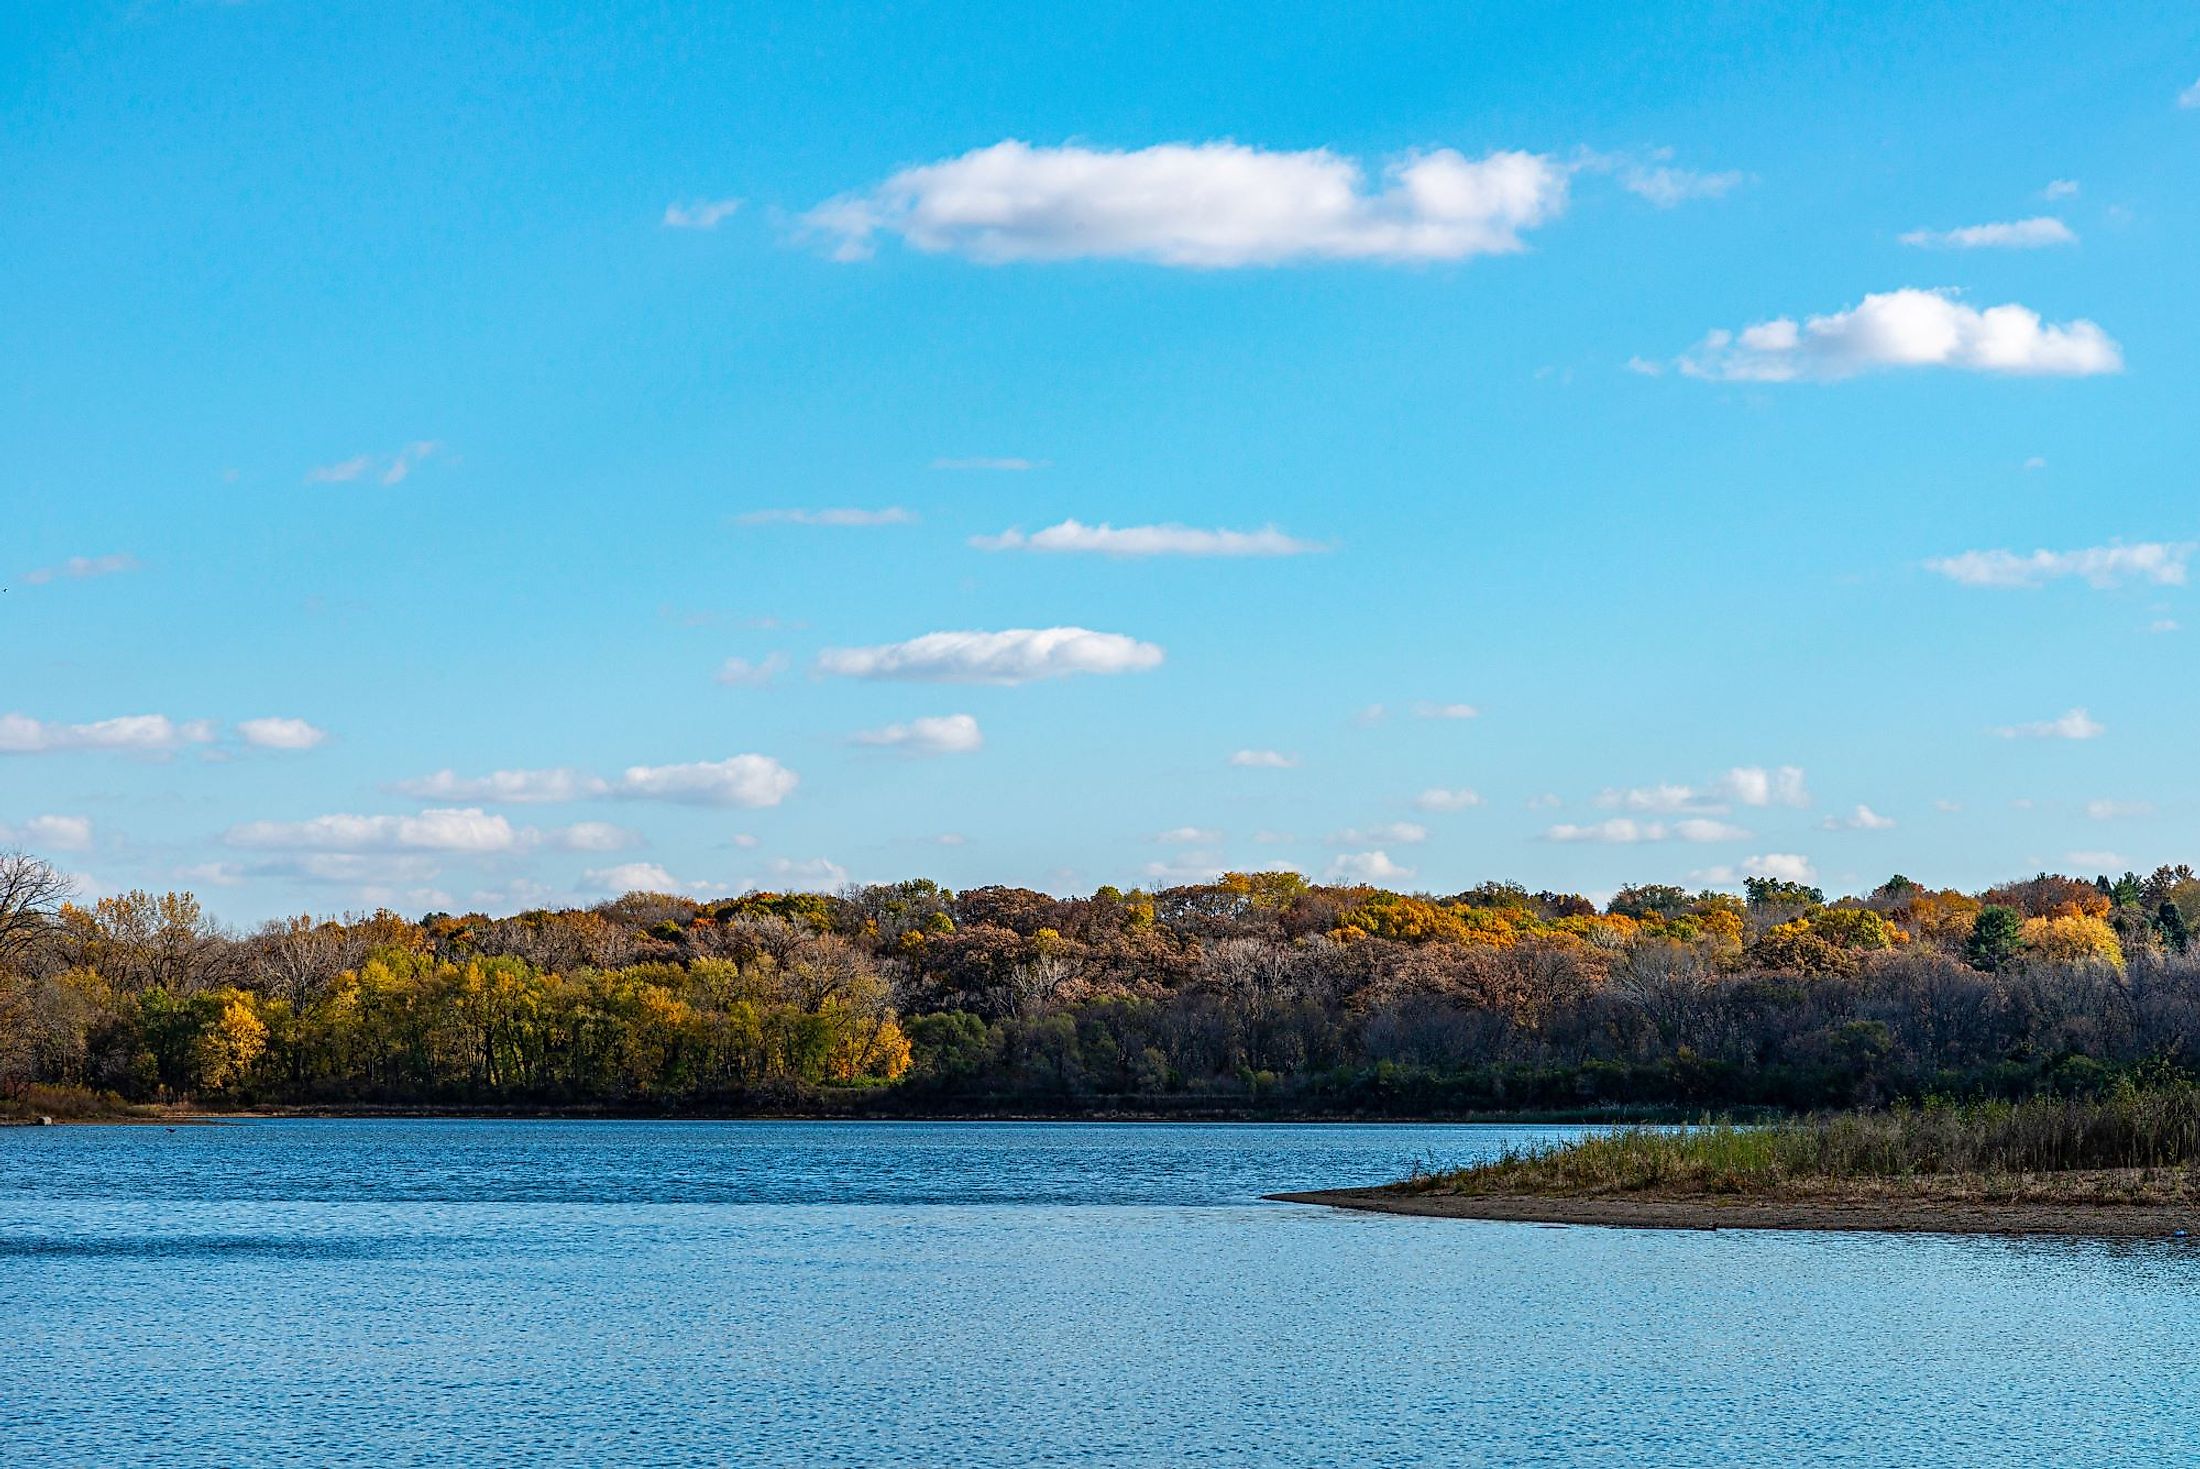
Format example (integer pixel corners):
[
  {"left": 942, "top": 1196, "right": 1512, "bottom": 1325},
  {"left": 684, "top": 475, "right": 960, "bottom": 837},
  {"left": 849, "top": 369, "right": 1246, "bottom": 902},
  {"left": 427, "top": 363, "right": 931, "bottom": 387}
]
[{"left": 1419, "top": 1088, "right": 2200, "bottom": 1198}]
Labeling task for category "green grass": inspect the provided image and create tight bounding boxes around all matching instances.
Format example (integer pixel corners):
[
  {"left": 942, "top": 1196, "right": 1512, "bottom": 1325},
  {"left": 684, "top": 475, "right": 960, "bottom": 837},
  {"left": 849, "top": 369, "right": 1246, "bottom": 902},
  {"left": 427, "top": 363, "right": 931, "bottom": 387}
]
[{"left": 1414, "top": 1090, "right": 2200, "bottom": 1199}]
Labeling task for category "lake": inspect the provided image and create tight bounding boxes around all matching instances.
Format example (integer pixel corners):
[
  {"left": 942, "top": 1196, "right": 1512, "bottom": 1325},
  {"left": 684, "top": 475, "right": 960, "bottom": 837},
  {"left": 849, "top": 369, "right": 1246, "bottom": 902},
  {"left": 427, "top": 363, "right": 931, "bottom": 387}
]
[{"left": 4, "top": 1119, "right": 2198, "bottom": 1465}]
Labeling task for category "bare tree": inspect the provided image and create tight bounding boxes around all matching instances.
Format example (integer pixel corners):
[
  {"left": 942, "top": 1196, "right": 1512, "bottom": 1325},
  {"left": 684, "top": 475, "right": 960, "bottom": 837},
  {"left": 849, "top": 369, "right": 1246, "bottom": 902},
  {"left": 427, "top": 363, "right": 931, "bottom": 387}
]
[{"left": 0, "top": 851, "right": 70, "bottom": 975}]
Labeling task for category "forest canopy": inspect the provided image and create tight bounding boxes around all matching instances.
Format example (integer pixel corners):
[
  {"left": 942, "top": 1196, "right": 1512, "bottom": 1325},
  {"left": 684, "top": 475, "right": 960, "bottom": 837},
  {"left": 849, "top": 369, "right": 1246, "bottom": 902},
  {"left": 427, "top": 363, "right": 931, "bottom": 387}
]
[{"left": 2, "top": 851, "right": 2194, "bottom": 1115}]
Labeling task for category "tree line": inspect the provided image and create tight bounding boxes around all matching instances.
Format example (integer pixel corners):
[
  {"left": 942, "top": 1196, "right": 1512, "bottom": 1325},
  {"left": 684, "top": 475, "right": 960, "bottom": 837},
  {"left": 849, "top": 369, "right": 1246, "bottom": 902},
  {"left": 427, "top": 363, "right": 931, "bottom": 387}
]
[{"left": 2, "top": 851, "right": 2196, "bottom": 1114}]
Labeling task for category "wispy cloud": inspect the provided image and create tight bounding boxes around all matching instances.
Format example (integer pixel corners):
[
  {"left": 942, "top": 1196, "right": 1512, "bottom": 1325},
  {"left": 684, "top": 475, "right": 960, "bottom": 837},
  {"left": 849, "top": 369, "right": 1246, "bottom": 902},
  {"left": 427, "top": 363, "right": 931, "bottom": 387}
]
[
  {"left": 1674, "top": 289, "right": 2121, "bottom": 381},
  {"left": 852, "top": 713, "right": 984, "bottom": 754},
  {"left": 1326, "top": 850, "right": 1415, "bottom": 883},
  {"left": 1412, "top": 701, "right": 1478, "bottom": 720},
  {"left": 22, "top": 553, "right": 139, "bottom": 586},
  {"left": 393, "top": 755, "right": 798, "bottom": 808},
  {"left": 736, "top": 507, "right": 916, "bottom": 527},
  {"left": 1994, "top": 708, "right": 2105, "bottom": 740},
  {"left": 1581, "top": 148, "right": 1744, "bottom": 207},
  {"left": 971, "top": 520, "right": 1323, "bottom": 556},
  {"left": 932, "top": 456, "right": 1047, "bottom": 471},
  {"left": 1328, "top": 821, "right": 1428, "bottom": 846},
  {"left": 662, "top": 197, "right": 742, "bottom": 230},
  {"left": 1155, "top": 826, "right": 1222, "bottom": 845},
  {"left": 1925, "top": 542, "right": 2189, "bottom": 589},
  {"left": 2180, "top": 78, "right": 2200, "bottom": 109},
  {"left": 2042, "top": 179, "right": 2080, "bottom": 200},
  {"left": 714, "top": 653, "right": 788, "bottom": 687},
  {"left": 0, "top": 814, "right": 94, "bottom": 852},
  {"left": 0, "top": 713, "right": 218, "bottom": 756},
  {"left": 1228, "top": 749, "right": 1299, "bottom": 769},
  {"left": 1821, "top": 804, "right": 1896, "bottom": 831},
  {"left": 1899, "top": 217, "right": 2076, "bottom": 250},
  {"left": 1413, "top": 787, "right": 1482, "bottom": 812},
  {"left": 806, "top": 140, "right": 1569, "bottom": 266},
  {"left": 306, "top": 441, "right": 442, "bottom": 486},
  {"left": 818, "top": 627, "right": 1163, "bottom": 684},
  {"left": 1547, "top": 817, "right": 1748, "bottom": 843}
]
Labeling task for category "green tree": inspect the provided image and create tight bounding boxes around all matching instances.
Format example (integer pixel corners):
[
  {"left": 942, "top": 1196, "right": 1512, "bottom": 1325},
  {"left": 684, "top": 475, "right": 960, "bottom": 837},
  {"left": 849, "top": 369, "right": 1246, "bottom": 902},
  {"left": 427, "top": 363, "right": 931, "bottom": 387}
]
[
  {"left": 2156, "top": 901, "right": 2191, "bottom": 954},
  {"left": 1965, "top": 904, "right": 2025, "bottom": 972}
]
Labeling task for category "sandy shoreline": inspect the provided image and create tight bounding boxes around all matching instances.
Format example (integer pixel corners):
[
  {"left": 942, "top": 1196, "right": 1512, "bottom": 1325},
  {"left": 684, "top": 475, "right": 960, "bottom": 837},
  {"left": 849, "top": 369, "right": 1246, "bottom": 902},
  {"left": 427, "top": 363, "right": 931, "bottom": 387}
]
[{"left": 1269, "top": 1186, "right": 2200, "bottom": 1239}]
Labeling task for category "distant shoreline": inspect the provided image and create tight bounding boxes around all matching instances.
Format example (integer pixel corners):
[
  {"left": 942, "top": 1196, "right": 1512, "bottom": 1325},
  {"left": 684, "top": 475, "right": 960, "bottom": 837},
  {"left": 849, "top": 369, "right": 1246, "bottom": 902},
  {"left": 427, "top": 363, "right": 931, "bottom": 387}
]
[
  {"left": 15, "top": 1101, "right": 1672, "bottom": 1127},
  {"left": 1271, "top": 1184, "right": 2200, "bottom": 1239}
]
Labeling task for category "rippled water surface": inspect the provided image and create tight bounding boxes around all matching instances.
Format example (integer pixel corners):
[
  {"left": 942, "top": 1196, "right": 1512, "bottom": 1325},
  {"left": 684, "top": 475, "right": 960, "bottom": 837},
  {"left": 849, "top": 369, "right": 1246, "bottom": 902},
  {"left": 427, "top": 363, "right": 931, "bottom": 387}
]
[{"left": 5, "top": 1118, "right": 2199, "bottom": 1466}]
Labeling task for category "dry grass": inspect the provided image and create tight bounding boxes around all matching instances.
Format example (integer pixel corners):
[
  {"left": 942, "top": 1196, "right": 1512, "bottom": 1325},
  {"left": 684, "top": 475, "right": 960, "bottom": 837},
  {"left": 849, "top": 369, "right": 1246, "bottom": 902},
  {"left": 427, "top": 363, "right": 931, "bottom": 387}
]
[{"left": 1413, "top": 1091, "right": 2200, "bottom": 1206}]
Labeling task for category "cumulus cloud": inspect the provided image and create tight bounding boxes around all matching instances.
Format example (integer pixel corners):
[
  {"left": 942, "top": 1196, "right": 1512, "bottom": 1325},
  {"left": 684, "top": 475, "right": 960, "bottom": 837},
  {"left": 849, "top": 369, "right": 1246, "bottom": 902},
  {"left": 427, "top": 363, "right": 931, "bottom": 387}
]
[
  {"left": 22, "top": 553, "right": 139, "bottom": 586},
  {"left": 1925, "top": 542, "right": 2190, "bottom": 589},
  {"left": 1326, "top": 850, "right": 1415, "bottom": 883},
  {"left": 1228, "top": 749, "right": 1299, "bottom": 769},
  {"left": 1899, "top": 217, "right": 2076, "bottom": 249},
  {"left": 0, "top": 814, "right": 94, "bottom": 852},
  {"left": 1598, "top": 766, "right": 1807, "bottom": 813},
  {"left": 1698, "top": 853, "right": 1818, "bottom": 884},
  {"left": 818, "top": 627, "right": 1163, "bottom": 684},
  {"left": 227, "top": 807, "right": 521, "bottom": 853},
  {"left": 663, "top": 197, "right": 742, "bottom": 230},
  {"left": 736, "top": 507, "right": 916, "bottom": 527},
  {"left": 394, "top": 755, "right": 798, "bottom": 808},
  {"left": 2085, "top": 799, "right": 2153, "bottom": 821},
  {"left": 806, "top": 140, "right": 1569, "bottom": 266},
  {"left": 1547, "top": 817, "right": 1747, "bottom": 843},
  {"left": 1675, "top": 289, "right": 2122, "bottom": 381},
  {"left": 0, "top": 713, "right": 218, "bottom": 756},
  {"left": 1822, "top": 805, "right": 1897, "bottom": 831},
  {"left": 584, "top": 862, "right": 714, "bottom": 896},
  {"left": 971, "top": 520, "right": 1322, "bottom": 556},
  {"left": 1328, "top": 821, "right": 1428, "bottom": 846},
  {"left": 1995, "top": 708, "right": 2105, "bottom": 741},
  {"left": 237, "top": 717, "right": 329, "bottom": 751},
  {"left": 853, "top": 713, "right": 984, "bottom": 755},
  {"left": 612, "top": 756, "right": 801, "bottom": 807},
  {"left": 1414, "top": 788, "right": 1483, "bottom": 812},
  {"left": 931, "top": 456, "right": 1047, "bottom": 471},
  {"left": 764, "top": 856, "right": 850, "bottom": 891},
  {"left": 714, "top": 653, "right": 788, "bottom": 687}
]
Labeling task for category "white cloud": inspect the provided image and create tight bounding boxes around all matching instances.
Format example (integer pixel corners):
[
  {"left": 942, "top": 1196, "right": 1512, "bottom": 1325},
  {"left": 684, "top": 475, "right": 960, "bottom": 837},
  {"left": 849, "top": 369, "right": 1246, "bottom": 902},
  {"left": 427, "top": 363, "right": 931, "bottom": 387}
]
[
  {"left": 853, "top": 712, "right": 984, "bottom": 755},
  {"left": 714, "top": 653, "right": 788, "bottom": 687},
  {"left": 736, "top": 507, "right": 916, "bottom": 527},
  {"left": 2085, "top": 799, "right": 2153, "bottom": 821},
  {"left": 1143, "top": 850, "right": 1228, "bottom": 885},
  {"left": 546, "top": 821, "right": 643, "bottom": 852},
  {"left": 1821, "top": 804, "right": 1897, "bottom": 831},
  {"left": 0, "top": 814, "right": 94, "bottom": 852},
  {"left": 1899, "top": 217, "right": 2076, "bottom": 250},
  {"left": 584, "top": 862, "right": 716, "bottom": 896},
  {"left": 1597, "top": 765, "right": 1807, "bottom": 813},
  {"left": 2180, "top": 78, "right": 2200, "bottom": 109},
  {"left": 764, "top": 856, "right": 849, "bottom": 891},
  {"left": 1718, "top": 765, "right": 1810, "bottom": 808},
  {"left": 1995, "top": 708, "right": 2105, "bottom": 741},
  {"left": 663, "top": 197, "right": 742, "bottom": 230},
  {"left": 818, "top": 627, "right": 1163, "bottom": 684},
  {"left": 306, "top": 442, "right": 441, "bottom": 486},
  {"left": 2153, "top": 619, "right": 2182, "bottom": 634},
  {"left": 971, "top": 520, "right": 1322, "bottom": 556},
  {"left": 1747, "top": 853, "right": 1816, "bottom": 882},
  {"left": 22, "top": 553, "right": 139, "bottom": 586},
  {"left": 1354, "top": 703, "right": 1390, "bottom": 726},
  {"left": 393, "top": 767, "right": 607, "bottom": 804},
  {"left": 1675, "top": 289, "right": 2122, "bottom": 381},
  {"left": 807, "top": 140, "right": 1569, "bottom": 266},
  {"left": 1155, "top": 826, "right": 1222, "bottom": 845},
  {"left": 227, "top": 807, "right": 521, "bottom": 853},
  {"left": 0, "top": 713, "right": 217, "bottom": 755},
  {"left": 1329, "top": 821, "right": 1428, "bottom": 846},
  {"left": 1925, "top": 542, "right": 2190, "bottom": 589},
  {"left": 931, "top": 456, "right": 1047, "bottom": 471},
  {"left": 1593, "top": 150, "right": 1744, "bottom": 207},
  {"left": 1414, "top": 787, "right": 1483, "bottom": 812},
  {"left": 238, "top": 717, "right": 329, "bottom": 751},
  {"left": 1229, "top": 749, "right": 1299, "bottom": 769},
  {"left": 612, "top": 756, "right": 800, "bottom": 807},
  {"left": 1412, "top": 701, "right": 1478, "bottom": 720},
  {"left": 1547, "top": 817, "right": 1746, "bottom": 844},
  {"left": 2067, "top": 850, "right": 2125, "bottom": 871},
  {"left": 1326, "top": 850, "right": 1415, "bottom": 884},
  {"left": 2042, "top": 179, "right": 2079, "bottom": 199}
]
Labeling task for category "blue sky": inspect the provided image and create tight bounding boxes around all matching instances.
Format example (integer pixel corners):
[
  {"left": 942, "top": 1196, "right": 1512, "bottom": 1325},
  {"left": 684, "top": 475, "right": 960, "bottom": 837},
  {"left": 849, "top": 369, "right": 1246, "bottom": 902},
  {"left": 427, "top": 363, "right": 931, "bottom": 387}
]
[{"left": 6, "top": 1, "right": 2200, "bottom": 921}]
